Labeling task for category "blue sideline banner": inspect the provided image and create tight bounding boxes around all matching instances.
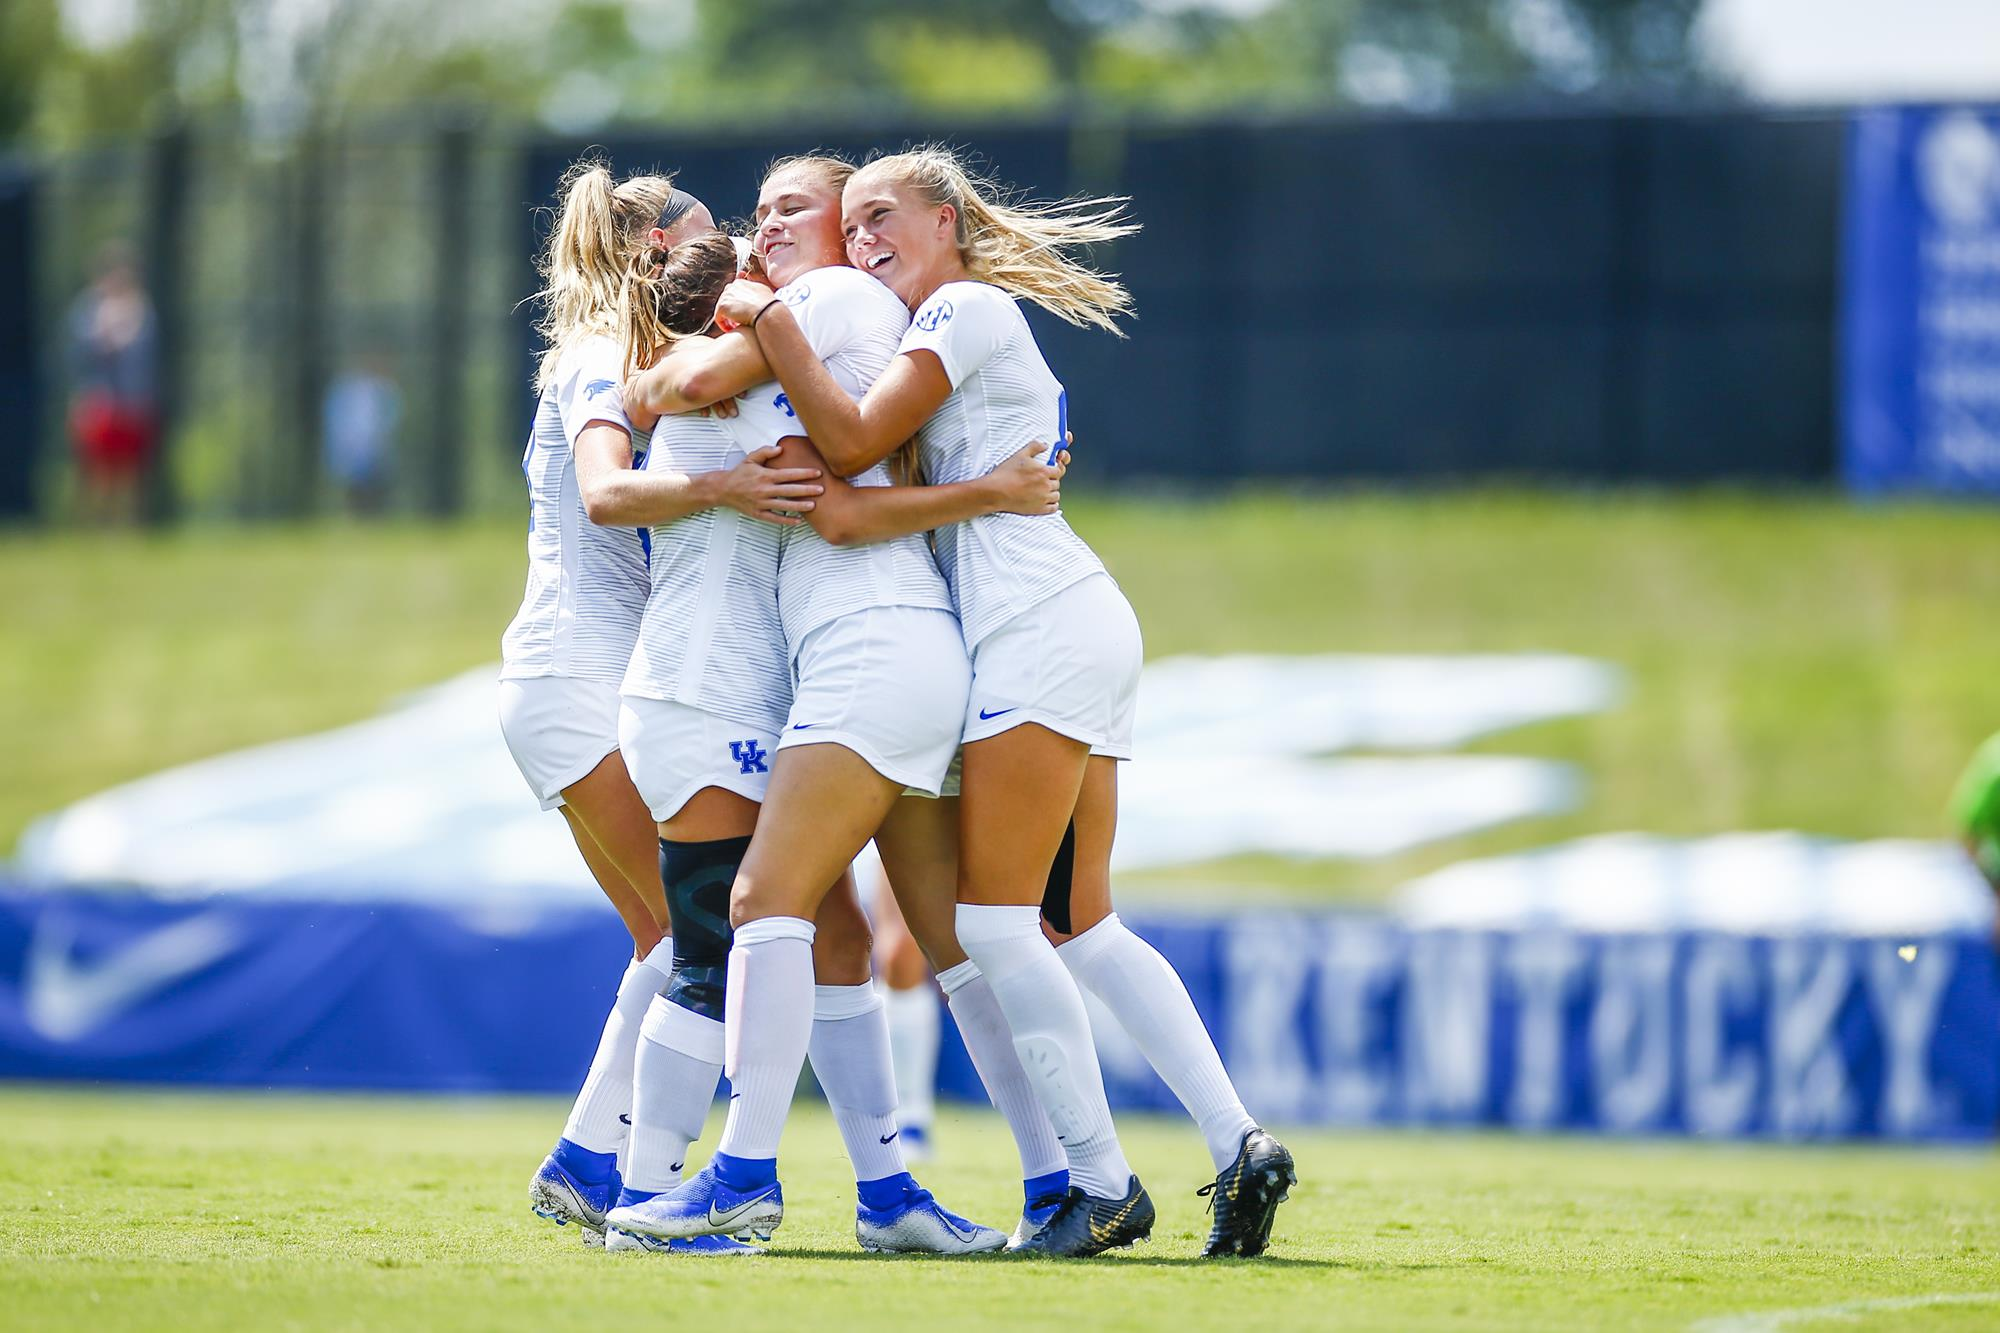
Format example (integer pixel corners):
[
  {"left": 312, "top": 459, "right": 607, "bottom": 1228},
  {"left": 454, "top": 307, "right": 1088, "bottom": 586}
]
[
  {"left": 1844, "top": 104, "right": 2000, "bottom": 494},
  {"left": 1, "top": 888, "right": 1994, "bottom": 1140}
]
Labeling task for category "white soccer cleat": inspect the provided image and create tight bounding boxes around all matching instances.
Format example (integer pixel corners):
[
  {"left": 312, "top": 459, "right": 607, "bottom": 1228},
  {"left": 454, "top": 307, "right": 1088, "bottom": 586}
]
[
  {"left": 606, "top": 1166, "right": 784, "bottom": 1242},
  {"left": 856, "top": 1184, "right": 1007, "bottom": 1255},
  {"left": 605, "top": 1226, "right": 761, "bottom": 1256}
]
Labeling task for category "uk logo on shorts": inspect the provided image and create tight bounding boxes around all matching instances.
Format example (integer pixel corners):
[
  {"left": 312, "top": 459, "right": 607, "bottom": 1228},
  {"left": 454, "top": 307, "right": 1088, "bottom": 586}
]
[
  {"left": 729, "top": 739, "right": 770, "bottom": 774},
  {"left": 775, "top": 392, "right": 795, "bottom": 418},
  {"left": 914, "top": 299, "right": 953, "bottom": 332}
]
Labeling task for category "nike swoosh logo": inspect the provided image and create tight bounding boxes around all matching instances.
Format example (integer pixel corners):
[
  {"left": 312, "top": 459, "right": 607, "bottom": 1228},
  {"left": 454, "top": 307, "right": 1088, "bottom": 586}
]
[
  {"left": 730, "top": 1091, "right": 742, "bottom": 1100},
  {"left": 1090, "top": 1193, "right": 1141, "bottom": 1245},
  {"left": 791, "top": 723, "right": 821, "bottom": 730},
  {"left": 707, "top": 1196, "right": 766, "bottom": 1229},
  {"left": 879, "top": 1131, "right": 899, "bottom": 1145},
  {"left": 25, "top": 911, "right": 241, "bottom": 1042},
  {"left": 669, "top": 1162, "right": 685, "bottom": 1173},
  {"left": 619, "top": 1114, "right": 631, "bottom": 1125},
  {"left": 979, "top": 707, "right": 1017, "bottom": 720}
]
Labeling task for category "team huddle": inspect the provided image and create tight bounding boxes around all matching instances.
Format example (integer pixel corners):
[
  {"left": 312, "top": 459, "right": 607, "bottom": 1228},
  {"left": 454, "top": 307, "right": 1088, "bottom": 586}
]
[{"left": 499, "top": 145, "right": 1295, "bottom": 1259}]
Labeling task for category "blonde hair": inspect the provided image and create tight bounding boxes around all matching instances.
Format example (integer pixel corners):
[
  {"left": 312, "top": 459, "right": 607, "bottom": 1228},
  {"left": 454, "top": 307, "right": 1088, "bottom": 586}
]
[
  {"left": 762, "top": 151, "right": 856, "bottom": 199},
  {"left": 855, "top": 145, "right": 1139, "bottom": 334},
  {"left": 532, "top": 158, "right": 679, "bottom": 391}
]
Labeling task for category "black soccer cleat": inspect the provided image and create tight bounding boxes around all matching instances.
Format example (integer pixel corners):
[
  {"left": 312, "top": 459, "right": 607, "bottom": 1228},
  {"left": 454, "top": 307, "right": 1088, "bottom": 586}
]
[
  {"left": 1198, "top": 1127, "right": 1296, "bottom": 1258},
  {"left": 1013, "top": 1175, "right": 1155, "bottom": 1258}
]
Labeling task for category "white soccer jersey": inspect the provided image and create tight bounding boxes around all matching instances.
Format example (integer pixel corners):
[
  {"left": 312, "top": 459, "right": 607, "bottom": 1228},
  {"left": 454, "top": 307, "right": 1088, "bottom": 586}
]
[
  {"left": 899, "top": 280, "right": 1105, "bottom": 648},
  {"left": 500, "top": 336, "right": 653, "bottom": 686},
  {"left": 725, "top": 265, "right": 953, "bottom": 652},
  {"left": 620, "top": 407, "right": 790, "bottom": 734}
]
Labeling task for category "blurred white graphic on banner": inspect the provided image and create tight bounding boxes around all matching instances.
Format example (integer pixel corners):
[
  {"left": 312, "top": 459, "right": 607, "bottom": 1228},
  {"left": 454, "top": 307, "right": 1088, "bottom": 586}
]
[{"left": 14, "top": 654, "right": 1617, "bottom": 902}]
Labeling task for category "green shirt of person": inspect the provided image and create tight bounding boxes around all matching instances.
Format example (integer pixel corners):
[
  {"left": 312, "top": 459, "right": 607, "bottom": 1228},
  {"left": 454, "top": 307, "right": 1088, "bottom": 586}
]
[{"left": 1949, "top": 732, "right": 2000, "bottom": 892}]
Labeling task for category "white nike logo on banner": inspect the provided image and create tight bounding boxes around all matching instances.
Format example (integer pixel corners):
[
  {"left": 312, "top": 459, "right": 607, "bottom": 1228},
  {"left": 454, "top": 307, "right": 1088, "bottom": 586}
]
[{"left": 24, "top": 911, "right": 242, "bottom": 1042}]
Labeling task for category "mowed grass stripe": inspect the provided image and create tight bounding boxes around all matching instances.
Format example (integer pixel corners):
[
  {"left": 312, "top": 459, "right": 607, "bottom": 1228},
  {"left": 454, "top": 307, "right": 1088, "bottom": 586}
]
[{"left": 1, "top": 1087, "right": 1997, "bottom": 1332}]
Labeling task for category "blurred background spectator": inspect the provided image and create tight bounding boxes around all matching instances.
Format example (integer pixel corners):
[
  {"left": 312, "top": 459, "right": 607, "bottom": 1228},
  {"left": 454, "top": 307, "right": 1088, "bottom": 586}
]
[
  {"left": 63, "top": 242, "right": 155, "bottom": 525},
  {"left": 321, "top": 352, "right": 400, "bottom": 516}
]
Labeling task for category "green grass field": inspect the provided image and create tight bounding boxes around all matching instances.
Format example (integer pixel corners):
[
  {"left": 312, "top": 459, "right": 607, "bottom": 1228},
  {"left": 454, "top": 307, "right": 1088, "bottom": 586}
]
[
  {"left": 4, "top": 492, "right": 1999, "bottom": 901},
  {"left": 2, "top": 1087, "right": 1997, "bottom": 1332}
]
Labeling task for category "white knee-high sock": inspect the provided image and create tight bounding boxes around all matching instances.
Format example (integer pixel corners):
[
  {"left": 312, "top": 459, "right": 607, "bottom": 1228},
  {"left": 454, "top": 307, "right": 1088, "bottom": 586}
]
[
  {"left": 936, "top": 959, "right": 1068, "bottom": 1181},
  {"left": 883, "top": 984, "right": 940, "bottom": 1133},
  {"left": 624, "top": 992, "right": 724, "bottom": 1193},
  {"left": 1058, "top": 913, "right": 1257, "bottom": 1171},
  {"left": 953, "top": 903, "right": 1131, "bottom": 1196},
  {"left": 562, "top": 938, "right": 673, "bottom": 1156},
  {"left": 807, "top": 983, "right": 907, "bottom": 1183},
  {"left": 715, "top": 916, "right": 816, "bottom": 1164}
]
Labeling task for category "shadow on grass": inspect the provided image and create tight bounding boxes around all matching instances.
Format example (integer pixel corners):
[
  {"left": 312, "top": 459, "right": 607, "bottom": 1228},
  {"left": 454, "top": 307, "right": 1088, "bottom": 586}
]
[{"left": 757, "top": 1246, "right": 1351, "bottom": 1270}]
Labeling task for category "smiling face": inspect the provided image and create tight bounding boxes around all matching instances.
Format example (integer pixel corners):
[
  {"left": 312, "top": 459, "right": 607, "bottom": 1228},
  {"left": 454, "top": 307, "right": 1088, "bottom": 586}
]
[
  {"left": 842, "top": 165, "right": 964, "bottom": 310},
  {"left": 753, "top": 165, "right": 848, "bottom": 289}
]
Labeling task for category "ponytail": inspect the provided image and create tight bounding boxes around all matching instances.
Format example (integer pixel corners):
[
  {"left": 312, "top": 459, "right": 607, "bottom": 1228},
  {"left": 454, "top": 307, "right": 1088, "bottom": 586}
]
[
  {"left": 857, "top": 146, "right": 1139, "bottom": 334},
  {"left": 532, "top": 158, "right": 679, "bottom": 392}
]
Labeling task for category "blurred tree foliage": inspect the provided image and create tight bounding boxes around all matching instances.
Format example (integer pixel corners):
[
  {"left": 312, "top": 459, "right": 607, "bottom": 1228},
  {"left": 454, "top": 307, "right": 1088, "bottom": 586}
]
[{"left": 2, "top": 0, "right": 1717, "bottom": 147}]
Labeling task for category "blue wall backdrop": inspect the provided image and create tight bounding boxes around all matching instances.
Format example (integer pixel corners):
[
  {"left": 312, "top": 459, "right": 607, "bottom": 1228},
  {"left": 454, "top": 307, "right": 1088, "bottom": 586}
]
[
  {"left": 4, "top": 887, "right": 1992, "bottom": 1141},
  {"left": 526, "top": 110, "right": 1845, "bottom": 485},
  {"left": 1844, "top": 104, "right": 2000, "bottom": 494}
]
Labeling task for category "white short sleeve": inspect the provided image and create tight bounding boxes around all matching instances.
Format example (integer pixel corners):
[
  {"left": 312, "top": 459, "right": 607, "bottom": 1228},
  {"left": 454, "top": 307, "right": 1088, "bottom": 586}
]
[
  {"left": 897, "top": 283, "right": 1014, "bottom": 389},
  {"left": 557, "top": 339, "right": 633, "bottom": 448},
  {"left": 780, "top": 266, "right": 895, "bottom": 364}
]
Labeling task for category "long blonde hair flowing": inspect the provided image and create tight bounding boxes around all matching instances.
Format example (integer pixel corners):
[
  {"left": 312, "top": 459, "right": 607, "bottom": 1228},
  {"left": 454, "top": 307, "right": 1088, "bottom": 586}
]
[
  {"left": 532, "top": 159, "right": 680, "bottom": 391},
  {"left": 858, "top": 145, "right": 1140, "bottom": 334}
]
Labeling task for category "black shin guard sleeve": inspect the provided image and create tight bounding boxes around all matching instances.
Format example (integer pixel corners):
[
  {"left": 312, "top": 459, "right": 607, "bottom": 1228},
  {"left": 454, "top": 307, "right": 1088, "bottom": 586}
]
[
  {"left": 1040, "top": 818, "right": 1079, "bottom": 936},
  {"left": 660, "top": 835, "right": 750, "bottom": 1020}
]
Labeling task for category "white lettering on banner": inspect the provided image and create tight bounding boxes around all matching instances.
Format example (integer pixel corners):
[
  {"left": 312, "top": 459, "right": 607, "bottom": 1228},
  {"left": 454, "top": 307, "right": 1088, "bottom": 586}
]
[
  {"left": 1222, "top": 916, "right": 1316, "bottom": 1121},
  {"left": 1316, "top": 919, "right": 1399, "bottom": 1122},
  {"left": 1505, "top": 931, "right": 1586, "bottom": 1128},
  {"left": 1401, "top": 932, "right": 1491, "bottom": 1120},
  {"left": 1683, "top": 936, "right": 1760, "bottom": 1138},
  {"left": 1769, "top": 940, "right": 1856, "bottom": 1138},
  {"left": 1863, "top": 940, "right": 1954, "bottom": 1136},
  {"left": 1589, "top": 937, "right": 1676, "bottom": 1132}
]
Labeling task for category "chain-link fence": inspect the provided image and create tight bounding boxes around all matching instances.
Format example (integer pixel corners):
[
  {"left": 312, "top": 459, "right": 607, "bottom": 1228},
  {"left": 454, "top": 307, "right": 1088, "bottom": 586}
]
[{"left": 18, "top": 113, "right": 534, "bottom": 523}]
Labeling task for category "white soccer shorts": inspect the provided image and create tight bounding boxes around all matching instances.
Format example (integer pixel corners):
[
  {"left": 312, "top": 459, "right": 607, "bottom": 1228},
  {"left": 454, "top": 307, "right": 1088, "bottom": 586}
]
[
  {"left": 617, "top": 696, "right": 779, "bottom": 822},
  {"left": 497, "top": 675, "right": 623, "bottom": 811},
  {"left": 778, "top": 605, "right": 971, "bottom": 796},
  {"left": 960, "top": 572, "right": 1142, "bottom": 760}
]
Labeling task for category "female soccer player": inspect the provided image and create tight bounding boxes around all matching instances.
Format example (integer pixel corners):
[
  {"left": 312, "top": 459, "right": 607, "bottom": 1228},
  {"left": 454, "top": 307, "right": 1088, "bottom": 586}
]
[
  {"left": 602, "top": 210, "right": 1061, "bottom": 1255},
  {"left": 608, "top": 156, "right": 1079, "bottom": 1250},
  {"left": 656, "top": 147, "right": 1155, "bottom": 1258},
  {"left": 506, "top": 164, "right": 825, "bottom": 1249}
]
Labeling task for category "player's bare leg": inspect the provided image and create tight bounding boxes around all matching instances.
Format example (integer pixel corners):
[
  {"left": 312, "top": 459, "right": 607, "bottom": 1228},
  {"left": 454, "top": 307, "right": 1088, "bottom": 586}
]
[
  {"left": 955, "top": 724, "right": 1152, "bottom": 1255},
  {"left": 876, "top": 796, "right": 1069, "bottom": 1234},
  {"left": 1047, "top": 756, "right": 1296, "bottom": 1258}
]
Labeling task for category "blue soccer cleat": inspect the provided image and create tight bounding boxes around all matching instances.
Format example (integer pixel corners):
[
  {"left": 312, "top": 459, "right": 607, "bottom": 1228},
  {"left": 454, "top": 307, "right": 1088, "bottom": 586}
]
[
  {"left": 606, "top": 1164, "right": 784, "bottom": 1242},
  {"left": 604, "top": 1225, "right": 762, "bottom": 1256},
  {"left": 855, "top": 1174, "right": 1007, "bottom": 1255},
  {"left": 528, "top": 1139, "right": 620, "bottom": 1240},
  {"left": 1007, "top": 1170, "right": 1071, "bottom": 1251}
]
